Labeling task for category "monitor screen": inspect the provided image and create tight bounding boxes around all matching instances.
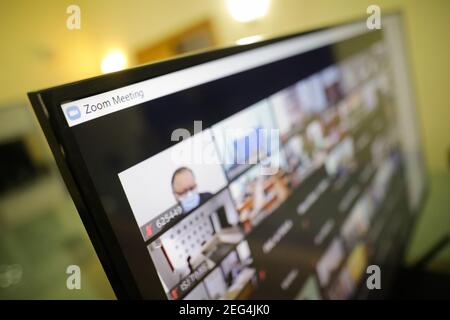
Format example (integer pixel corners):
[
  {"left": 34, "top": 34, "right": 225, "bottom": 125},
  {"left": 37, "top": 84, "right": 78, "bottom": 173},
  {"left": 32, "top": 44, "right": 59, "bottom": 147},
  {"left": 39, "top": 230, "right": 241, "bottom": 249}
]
[{"left": 29, "top": 14, "right": 426, "bottom": 299}]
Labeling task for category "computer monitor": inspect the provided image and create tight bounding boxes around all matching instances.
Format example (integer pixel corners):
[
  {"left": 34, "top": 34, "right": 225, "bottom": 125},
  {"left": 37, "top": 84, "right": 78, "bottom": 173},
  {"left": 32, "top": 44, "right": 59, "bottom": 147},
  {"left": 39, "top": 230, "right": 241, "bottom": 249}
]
[{"left": 28, "top": 13, "right": 426, "bottom": 299}]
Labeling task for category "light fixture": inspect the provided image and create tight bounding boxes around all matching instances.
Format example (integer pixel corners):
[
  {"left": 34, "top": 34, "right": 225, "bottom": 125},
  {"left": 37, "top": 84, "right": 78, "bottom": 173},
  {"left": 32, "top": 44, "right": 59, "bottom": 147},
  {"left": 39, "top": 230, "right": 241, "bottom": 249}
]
[
  {"left": 236, "top": 35, "right": 264, "bottom": 45},
  {"left": 100, "top": 50, "right": 128, "bottom": 74},
  {"left": 226, "top": 0, "right": 270, "bottom": 23}
]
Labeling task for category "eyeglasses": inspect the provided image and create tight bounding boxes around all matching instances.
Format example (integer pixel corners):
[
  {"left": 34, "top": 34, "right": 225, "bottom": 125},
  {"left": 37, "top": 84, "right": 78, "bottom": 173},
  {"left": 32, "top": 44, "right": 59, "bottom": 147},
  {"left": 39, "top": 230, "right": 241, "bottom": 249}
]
[{"left": 173, "top": 184, "right": 197, "bottom": 197}]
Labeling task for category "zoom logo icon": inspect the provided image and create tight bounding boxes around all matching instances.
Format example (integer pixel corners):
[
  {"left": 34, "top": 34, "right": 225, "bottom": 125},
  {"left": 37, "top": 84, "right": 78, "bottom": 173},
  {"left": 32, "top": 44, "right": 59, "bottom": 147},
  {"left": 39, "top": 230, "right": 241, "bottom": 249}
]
[{"left": 66, "top": 105, "right": 81, "bottom": 121}]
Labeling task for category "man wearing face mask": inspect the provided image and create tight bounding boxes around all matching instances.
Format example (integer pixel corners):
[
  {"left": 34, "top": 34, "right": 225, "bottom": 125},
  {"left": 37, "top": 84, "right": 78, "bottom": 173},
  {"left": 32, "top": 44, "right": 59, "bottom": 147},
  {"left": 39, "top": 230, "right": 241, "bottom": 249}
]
[{"left": 171, "top": 167, "right": 213, "bottom": 213}]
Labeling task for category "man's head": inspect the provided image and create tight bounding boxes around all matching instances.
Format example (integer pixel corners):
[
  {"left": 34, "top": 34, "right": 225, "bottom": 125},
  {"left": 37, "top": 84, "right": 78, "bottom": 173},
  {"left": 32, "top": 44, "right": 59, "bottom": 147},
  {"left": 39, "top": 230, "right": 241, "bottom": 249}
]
[{"left": 171, "top": 167, "right": 200, "bottom": 212}]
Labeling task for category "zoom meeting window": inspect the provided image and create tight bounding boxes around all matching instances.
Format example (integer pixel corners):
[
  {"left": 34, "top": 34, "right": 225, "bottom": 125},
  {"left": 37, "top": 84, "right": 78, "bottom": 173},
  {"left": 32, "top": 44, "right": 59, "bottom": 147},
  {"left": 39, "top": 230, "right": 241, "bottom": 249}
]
[{"left": 67, "top": 27, "right": 418, "bottom": 299}]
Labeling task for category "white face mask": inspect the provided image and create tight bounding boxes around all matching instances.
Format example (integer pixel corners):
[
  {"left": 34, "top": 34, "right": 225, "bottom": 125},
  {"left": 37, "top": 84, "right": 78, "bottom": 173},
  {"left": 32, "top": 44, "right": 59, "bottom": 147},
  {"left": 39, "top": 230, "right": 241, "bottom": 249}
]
[{"left": 179, "top": 190, "right": 201, "bottom": 213}]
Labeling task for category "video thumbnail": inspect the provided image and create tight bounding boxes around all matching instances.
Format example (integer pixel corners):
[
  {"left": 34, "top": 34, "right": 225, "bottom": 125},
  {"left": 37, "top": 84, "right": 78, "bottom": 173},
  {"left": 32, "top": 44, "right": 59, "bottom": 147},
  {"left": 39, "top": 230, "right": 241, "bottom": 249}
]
[
  {"left": 212, "top": 100, "right": 277, "bottom": 181},
  {"left": 118, "top": 129, "right": 228, "bottom": 240}
]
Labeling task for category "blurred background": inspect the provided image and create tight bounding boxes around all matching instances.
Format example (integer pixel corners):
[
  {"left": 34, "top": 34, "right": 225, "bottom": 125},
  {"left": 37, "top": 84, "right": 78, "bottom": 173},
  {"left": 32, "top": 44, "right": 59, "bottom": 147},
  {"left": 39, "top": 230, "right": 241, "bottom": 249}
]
[{"left": 0, "top": 0, "right": 448, "bottom": 299}]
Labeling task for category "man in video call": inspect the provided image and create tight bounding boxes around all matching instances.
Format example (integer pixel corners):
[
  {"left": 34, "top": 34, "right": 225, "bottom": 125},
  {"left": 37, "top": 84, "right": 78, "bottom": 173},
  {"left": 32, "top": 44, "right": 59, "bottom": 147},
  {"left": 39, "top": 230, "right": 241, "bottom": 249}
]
[{"left": 171, "top": 167, "right": 212, "bottom": 213}]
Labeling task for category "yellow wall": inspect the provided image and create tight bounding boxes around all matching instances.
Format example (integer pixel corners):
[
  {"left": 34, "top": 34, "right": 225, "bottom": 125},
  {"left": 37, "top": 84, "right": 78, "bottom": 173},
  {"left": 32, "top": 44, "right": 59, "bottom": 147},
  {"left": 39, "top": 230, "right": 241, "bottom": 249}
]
[{"left": 1, "top": 0, "right": 449, "bottom": 171}]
